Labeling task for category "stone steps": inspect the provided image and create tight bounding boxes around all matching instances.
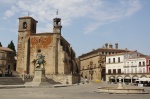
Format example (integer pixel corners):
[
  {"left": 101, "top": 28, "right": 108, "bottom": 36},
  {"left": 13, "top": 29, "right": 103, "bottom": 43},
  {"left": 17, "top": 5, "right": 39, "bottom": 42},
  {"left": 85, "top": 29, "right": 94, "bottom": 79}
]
[{"left": 0, "top": 77, "right": 25, "bottom": 85}]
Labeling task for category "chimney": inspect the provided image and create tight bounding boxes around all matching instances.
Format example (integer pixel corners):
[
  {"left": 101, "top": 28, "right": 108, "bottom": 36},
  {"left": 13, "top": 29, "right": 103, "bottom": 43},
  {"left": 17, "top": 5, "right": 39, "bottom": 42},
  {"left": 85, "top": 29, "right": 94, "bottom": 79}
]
[
  {"left": 105, "top": 43, "right": 108, "bottom": 48},
  {"left": 109, "top": 43, "right": 113, "bottom": 48},
  {"left": 115, "top": 43, "right": 118, "bottom": 49}
]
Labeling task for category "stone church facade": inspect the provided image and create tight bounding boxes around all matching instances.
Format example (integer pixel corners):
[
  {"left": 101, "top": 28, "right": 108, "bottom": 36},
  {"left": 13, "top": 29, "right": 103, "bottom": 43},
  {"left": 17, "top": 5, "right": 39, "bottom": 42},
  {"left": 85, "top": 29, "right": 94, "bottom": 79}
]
[{"left": 16, "top": 16, "right": 79, "bottom": 84}]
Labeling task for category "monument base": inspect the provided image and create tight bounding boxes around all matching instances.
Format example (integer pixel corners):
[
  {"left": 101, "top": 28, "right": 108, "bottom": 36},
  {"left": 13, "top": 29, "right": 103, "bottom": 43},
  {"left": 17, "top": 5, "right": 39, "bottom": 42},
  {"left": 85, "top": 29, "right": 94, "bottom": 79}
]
[
  {"left": 25, "top": 68, "right": 51, "bottom": 87},
  {"left": 32, "top": 68, "right": 46, "bottom": 82}
]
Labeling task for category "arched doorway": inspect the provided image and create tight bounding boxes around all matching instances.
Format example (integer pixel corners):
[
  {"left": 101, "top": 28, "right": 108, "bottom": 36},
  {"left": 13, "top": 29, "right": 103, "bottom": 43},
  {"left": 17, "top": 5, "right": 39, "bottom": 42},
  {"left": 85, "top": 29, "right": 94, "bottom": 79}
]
[
  {"left": 124, "top": 76, "right": 131, "bottom": 84},
  {"left": 132, "top": 76, "right": 139, "bottom": 83},
  {"left": 117, "top": 76, "right": 123, "bottom": 82},
  {"left": 109, "top": 76, "right": 115, "bottom": 83},
  {"left": 0, "top": 69, "right": 2, "bottom": 77}
]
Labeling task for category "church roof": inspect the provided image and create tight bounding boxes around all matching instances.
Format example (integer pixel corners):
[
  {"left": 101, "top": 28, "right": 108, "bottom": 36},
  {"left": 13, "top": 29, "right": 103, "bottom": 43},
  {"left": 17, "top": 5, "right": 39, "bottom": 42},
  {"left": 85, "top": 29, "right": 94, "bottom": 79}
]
[
  {"left": 18, "top": 16, "right": 38, "bottom": 22},
  {"left": 30, "top": 32, "right": 54, "bottom": 36}
]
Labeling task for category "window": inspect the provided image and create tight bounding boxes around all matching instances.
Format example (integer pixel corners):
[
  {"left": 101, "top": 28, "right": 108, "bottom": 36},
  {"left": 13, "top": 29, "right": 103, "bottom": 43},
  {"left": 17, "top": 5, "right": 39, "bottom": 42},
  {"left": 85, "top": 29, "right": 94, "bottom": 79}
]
[
  {"left": 124, "top": 69, "right": 126, "bottom": 73},
  {"left": 127, "top": 68, "right": 129, "bottom": 73},
  {"left": 23, "top": 22, "right": 27, "bottom": 29},
  {"left": 108, "top": 58, "right": 111, "bottom": 63},
  {"left": 113, "top": 58, "right": 115, "bottom": 63},
  {"left": 105, "top": 52, "right": 107, "bottom": 55},
  {"left": 118, "top": 69, "right": 121, "bottom": 74},
  {"left": 109, "top": 52, "right": 111, "bottom": 55},
  {"left": 135, "top": 68, "right": 137, "bottom": 73},
  {"left": 113, "top": 69, "right": 116, "bottom": 74},
  {"left": 139, "top": 62, "right": 141, "bottom": 66},
  {"left": 2, "top": 61, "right": 5, "bottom": 65},
  {"left": 108, "top": 69, "right": 111, "bottom": 74},
  {"left": 143, "top": 68, "right": 145, "bottom": 73},
  {"left": 143, "top": 61, "right": 145, "bottom": 66},
  {"left": 112, "top": 52, "right": 114, "bottom": 54},
  {"left": 139, "top": 68, "right": 142, "bottom": 73},
  {"left": 102, "top": 52, "right": 104, "bottom": 54},
  {"left": 149, "top": 60, "right": 150, "bottom": 65},
  {"left": 131, "top": 68, "right": 133, "bottom": 73},
  {"left": 2, "top": 53, "right": 5, "bottom": 59},
  {"left": 118, "top": 57, "right": 120, "bottom": 63}
]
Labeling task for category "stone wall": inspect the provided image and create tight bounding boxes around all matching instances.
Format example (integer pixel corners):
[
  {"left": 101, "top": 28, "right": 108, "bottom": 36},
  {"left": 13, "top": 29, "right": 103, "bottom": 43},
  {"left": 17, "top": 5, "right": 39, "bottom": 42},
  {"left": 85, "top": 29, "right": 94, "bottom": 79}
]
[{"left": 46, "top": 74, "right": 80, "bottom": 84}]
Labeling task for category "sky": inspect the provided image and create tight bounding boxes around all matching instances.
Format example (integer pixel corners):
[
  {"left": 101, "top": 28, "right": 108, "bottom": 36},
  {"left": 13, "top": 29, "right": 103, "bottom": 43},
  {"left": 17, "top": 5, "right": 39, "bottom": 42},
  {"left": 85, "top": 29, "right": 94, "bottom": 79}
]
[{"left": 0, "top": 0, "right": 150, "bottom": 57}]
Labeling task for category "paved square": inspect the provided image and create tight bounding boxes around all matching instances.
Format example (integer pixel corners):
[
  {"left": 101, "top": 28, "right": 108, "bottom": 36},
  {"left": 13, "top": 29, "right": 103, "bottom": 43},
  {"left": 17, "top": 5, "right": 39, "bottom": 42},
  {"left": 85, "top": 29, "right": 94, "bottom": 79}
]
[{"left": 0, "top": 83, "right": 150, "bottom": 99}]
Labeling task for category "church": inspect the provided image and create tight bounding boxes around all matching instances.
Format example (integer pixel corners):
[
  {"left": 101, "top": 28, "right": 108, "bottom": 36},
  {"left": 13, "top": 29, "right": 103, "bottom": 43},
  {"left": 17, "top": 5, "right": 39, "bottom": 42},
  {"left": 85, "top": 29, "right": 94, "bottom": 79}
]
[{"left": 16, "top": 16, "right": 79, "bottom": 84}]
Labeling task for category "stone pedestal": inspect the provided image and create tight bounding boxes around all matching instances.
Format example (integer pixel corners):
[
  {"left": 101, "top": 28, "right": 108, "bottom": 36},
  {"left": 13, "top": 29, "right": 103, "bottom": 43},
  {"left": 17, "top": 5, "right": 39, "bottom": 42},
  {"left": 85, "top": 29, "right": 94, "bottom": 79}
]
[
  {"left": 32, "top": 68, "right": 47, "bottom": 82},
  {"left": 25, "top": 68, "right": 51, "bottom": 87}
]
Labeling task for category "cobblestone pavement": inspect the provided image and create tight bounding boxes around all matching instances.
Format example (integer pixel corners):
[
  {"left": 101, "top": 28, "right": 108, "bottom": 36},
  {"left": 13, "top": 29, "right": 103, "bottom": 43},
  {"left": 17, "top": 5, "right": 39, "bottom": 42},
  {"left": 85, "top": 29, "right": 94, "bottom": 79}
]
[{"left": 0, "top": 82, "right": 150, "bottom": 99}]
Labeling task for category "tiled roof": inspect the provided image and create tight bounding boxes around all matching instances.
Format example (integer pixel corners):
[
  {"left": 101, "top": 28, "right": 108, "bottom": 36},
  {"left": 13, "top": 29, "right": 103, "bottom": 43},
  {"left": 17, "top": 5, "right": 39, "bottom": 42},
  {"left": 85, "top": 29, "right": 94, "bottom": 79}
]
[
  {"left": 79, "top": 48, "right": 128, "bottom": 58},
  {"left": 0, "top": 47, "right": 14, "bottom": 52}
]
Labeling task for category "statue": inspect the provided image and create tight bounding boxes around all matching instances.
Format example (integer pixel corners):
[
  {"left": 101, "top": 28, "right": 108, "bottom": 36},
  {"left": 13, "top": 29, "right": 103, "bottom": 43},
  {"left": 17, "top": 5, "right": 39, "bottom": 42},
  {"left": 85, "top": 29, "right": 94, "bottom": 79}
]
[{"left": 33, "top": 50, "right": 45, "bottom": 68}]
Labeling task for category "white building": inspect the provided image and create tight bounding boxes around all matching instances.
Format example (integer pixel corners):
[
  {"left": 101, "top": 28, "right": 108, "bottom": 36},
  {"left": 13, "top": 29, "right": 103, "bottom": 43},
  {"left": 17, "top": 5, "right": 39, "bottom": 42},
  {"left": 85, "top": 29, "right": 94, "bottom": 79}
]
[
  {"left": 106, "top": 53, "right": 124, "bottom": 82},
  {"left": 106, "top": 51, "right": 148, "bottom": 84}
]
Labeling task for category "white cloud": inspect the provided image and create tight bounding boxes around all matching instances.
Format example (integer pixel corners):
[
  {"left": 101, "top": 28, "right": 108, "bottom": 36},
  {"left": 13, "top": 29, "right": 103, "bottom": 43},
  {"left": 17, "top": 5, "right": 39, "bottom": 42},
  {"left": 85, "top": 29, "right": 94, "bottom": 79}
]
[
  {"left": 2, "top": 0, "right": 142, "bottom": 33},
  {"left": 3, "top": 6, "right": 19, "bottom": 19}
]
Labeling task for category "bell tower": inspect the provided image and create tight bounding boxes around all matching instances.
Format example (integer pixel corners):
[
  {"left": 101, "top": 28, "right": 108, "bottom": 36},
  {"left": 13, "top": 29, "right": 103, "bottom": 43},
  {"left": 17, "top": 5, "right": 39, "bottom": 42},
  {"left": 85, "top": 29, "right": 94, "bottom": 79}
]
[
  {"left": 53, "top": 18, "right": 62, "bottom": 34},
  {"left": 18, "top": 16, "right": 38, "bottom": 33},
  {"left": 17, "top": 16, "right": 38, "bottom": 74}
]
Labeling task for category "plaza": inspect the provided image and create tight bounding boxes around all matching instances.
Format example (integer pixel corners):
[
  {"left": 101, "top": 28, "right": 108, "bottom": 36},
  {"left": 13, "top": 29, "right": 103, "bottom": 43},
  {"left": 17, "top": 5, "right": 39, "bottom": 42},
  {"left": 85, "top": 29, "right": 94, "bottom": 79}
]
[{"left": 0, "top": 82, "right": 150, "bottom": 99}]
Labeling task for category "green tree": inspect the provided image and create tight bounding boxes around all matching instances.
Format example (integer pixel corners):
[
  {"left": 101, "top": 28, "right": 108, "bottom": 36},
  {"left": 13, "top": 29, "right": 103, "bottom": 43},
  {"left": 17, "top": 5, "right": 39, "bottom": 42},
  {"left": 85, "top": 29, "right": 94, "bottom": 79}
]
[
  {"left": 8, "top": 40, "right": 16, "bottom": 52},
  {"left": 0, "top": 42, "right": 2, "bottom": 47}
]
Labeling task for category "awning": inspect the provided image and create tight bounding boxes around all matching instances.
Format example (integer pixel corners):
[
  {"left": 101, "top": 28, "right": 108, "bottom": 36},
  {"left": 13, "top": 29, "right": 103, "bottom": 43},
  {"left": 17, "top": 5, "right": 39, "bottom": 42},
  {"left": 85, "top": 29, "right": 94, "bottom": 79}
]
[
  {"left": 124, "top": 76, "right": 131, "bottom": 79},
  {"left": 141, "top": 76, "right": 147, "bottom": 78},
  {"left": 109, "top": 76, "right": 115, "bottom": 79},
  {"left": 117, "top": 76, "right": 123, "bottom": 79},
  {"left": 132, "top": 76, "right": 138, "bottom": 79}
]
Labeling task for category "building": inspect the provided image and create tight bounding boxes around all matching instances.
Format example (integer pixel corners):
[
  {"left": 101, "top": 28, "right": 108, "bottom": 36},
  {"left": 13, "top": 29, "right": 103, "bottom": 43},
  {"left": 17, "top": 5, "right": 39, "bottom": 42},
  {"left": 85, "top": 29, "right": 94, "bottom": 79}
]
[
  {"left": 0, "top": 47, "right": 16, "bottom": 76},
  {"left": 106, "top": 50, "right": 149, "bottom": 84},
  {"left": 79, "top": 43, "right": 128, "bottom": 82},
  {"left": 106, "top": 52, "right": 125, "bottom": 82},
  {"left": 16, "top": 16, "right": 79, "bottom": 84},
  {"left": 146, "top": 56, "right": 150, "bottom": 73}
]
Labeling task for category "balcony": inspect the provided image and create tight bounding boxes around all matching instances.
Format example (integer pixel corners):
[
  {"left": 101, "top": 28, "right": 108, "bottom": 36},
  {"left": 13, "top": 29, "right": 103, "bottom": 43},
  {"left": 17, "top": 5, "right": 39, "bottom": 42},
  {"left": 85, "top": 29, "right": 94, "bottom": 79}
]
[
  {"left": 0, "top": 57, "right": 6, "bottom": 60},
  {"left": 106, "top": 73, "right": 124, "bottom": 75}
]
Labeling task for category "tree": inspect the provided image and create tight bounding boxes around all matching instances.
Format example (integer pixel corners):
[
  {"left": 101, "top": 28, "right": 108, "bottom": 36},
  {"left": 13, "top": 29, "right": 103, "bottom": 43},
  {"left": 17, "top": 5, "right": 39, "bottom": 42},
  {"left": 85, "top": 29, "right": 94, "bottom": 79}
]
[
  {"left": 0, "top": 42, "right": 2, "bottom": 47},
  {"left": 8, "top": 40, "right": 16, "bottom": 52}
]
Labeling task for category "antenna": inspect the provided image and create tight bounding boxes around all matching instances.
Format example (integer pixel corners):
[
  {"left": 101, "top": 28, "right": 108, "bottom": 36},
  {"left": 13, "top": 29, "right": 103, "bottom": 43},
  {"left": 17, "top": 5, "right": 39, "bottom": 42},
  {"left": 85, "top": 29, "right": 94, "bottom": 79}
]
[{"left": 56, "top": 9, "right": 58, "bottom": 16}]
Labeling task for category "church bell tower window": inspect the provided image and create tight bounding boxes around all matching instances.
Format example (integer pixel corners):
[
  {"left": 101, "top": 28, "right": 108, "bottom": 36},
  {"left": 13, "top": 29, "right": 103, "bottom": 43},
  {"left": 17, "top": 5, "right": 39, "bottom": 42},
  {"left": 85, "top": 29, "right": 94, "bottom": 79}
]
[{"left": 23, "top": 22, "right": 27, "bottom": 29}]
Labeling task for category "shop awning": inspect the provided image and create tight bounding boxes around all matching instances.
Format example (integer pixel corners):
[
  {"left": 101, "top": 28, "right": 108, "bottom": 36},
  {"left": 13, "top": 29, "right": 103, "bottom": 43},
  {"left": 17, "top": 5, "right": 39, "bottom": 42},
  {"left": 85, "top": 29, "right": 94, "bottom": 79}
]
[
  {"left": 132, "top": 76, "right": 138, "bottom": 79},
  {"left": 117, "top": 76, "right": 123, "bottom": 79},
  {"left": 124, "top": 76, "right": 131, "bottom": 79},
  {"left": 109, "top": 76, "right": 115, "bottom": 79}
]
